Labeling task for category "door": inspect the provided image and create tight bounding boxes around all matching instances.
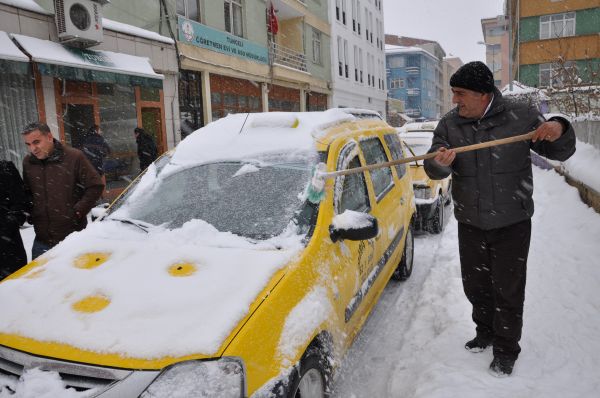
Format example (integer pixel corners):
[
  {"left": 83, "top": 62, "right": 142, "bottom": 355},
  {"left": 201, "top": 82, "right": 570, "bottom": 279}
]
[
  {"left": 64, "top": 104, "right": 94, "bottom": 150},
  {"left": 330, "top": 141, "right": 377, "bottom": 332},
  {"left": 141, "top": 107, "right": 163, "bottom": 153}
]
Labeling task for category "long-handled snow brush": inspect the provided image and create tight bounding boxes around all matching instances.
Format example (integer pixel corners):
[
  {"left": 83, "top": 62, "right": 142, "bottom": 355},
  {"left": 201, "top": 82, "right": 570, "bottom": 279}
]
[{"left": 306, "top": 131, "right": 536, "bottom": 204}]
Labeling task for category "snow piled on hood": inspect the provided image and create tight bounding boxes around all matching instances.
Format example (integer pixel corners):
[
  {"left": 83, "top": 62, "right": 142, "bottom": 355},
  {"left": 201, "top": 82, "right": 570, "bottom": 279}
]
[{"left": 0, "top": 219, "right": 304, "bottom": 359}]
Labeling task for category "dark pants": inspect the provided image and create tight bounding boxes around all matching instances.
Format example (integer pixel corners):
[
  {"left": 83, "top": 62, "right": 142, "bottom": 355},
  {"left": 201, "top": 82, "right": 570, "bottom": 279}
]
[
  {"left": 458, "top": 219, "right": 531, "bottom": 360},
  {"left": 32, "top": 237, "right": 53, "bottom": 260}
]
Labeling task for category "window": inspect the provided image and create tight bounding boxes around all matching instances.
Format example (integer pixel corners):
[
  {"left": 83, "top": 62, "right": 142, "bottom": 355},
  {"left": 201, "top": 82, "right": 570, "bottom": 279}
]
[
  {"left": 337, "top": 36, "right": 344, "bottom": 76},
  {"left": 540, "top": 12, "right": 575, "bottom": 39},
  {"left": 359, "top": 48, "right": 364, "bottom": 83},
  {"left": 336, "top": 0, "right": 341, "bottom": 21},
  {"left": 344, "top": 39, "right": 349, "bottom": 78},
  {"left": 177, "top": 0, "right": 199, "bottom": 21},
  {"left": 354, "top": 45, "right": 359, "bottom": 81},
  {"left": 360, "top": 137, "right": 393, "bottom": 199},
  {"left": 352, "top": 0, "right": 357, "bottom": 31},
  {"left": 312, "top": 29, "right": 322, "bottom": 64},
  {"left": 384, "top": 134, "right": 407, "bottom": 178},
  {"left": 336, "top": 144, "right": 370, "bottom": 213},
  {"left": 224, "top": 0, "right": 243, "bottom": 37},
  {"left": 539, "top": 61, "right": 576, "bottom": 88},
  {"left": 357, "top": 0, "right": 361, "bottom": 34},
  {"left": 342, "top": 0, "right": 347, "bottom": 25},
  {"left": 388, "top": 57, "right": 406, "bottom": 68}
]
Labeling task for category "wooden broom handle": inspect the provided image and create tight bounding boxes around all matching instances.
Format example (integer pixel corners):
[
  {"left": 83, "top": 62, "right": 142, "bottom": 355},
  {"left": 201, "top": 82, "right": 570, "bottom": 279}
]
[{"left": 323, "top": 131, "right": 535, "bottom": 179}]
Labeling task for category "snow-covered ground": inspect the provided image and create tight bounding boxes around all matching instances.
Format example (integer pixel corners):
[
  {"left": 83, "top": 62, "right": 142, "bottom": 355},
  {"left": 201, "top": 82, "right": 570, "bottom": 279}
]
[
  {"left": 332, "top": 166, "right": 600, "bottom": 397},
  {"left": 8, "top": 164, "right": 600, "bottom": 397}
]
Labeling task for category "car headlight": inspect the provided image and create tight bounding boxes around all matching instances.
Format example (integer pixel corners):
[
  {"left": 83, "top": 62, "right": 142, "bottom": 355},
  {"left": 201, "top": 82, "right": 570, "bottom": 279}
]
[
  {"left": 139, "top": 358, "right": 245, "bottom": 398},
  {"left": 413, "top": 185, "right": 431, "bottom": 199}
]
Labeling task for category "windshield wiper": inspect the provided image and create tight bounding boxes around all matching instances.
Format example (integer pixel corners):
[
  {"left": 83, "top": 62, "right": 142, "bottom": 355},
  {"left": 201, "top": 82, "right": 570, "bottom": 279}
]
[{"left": 107, "top": 217, "right": 151, "bottom": 233}]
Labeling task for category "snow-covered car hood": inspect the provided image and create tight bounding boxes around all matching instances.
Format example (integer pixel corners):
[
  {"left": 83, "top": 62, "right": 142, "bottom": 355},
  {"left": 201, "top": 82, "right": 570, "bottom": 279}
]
[{"left": 0, "top": 219, "right": 304, "bottom": 360}]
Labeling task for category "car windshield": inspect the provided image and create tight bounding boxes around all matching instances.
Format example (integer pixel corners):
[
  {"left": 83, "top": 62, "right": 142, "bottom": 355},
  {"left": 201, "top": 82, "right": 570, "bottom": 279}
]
[{"left": 107, "top": 153, "right": 316, "bottom": 239}]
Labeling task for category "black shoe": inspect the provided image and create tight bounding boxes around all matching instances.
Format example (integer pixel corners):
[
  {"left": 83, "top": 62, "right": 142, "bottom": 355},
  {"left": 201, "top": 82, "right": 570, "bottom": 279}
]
[
  {"left": 465, "top": 336, "right": 491, "bottom": 353},
  {"left": 488, "top": 357, "right": 515, "bottom": 377}
]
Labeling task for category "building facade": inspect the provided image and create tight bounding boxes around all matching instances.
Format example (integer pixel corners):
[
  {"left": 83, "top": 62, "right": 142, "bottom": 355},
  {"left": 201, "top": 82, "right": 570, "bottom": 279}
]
[
  {"left": 329, "top": 0, "right": 387, "bottom": 116},
  {"left": 0, "top": 0, "right": 178, "bottom": 200},
  {"left": 175, "top": 0, "right": 332, "bottom": 138},
  {"left": 480, "top": 15, "right": 509, "bottom": 88},
  {"left": 385, "top": 46, "right": 443, "bottom": 121},
  {"left": 442, "top": 56, "right": 463, "bottom": 115},
  {"left": 385, "top": 35, "right": 445, "bottom": 120},
  {"left": 507, "top": 0, "right": 599, "bottom": 89}
]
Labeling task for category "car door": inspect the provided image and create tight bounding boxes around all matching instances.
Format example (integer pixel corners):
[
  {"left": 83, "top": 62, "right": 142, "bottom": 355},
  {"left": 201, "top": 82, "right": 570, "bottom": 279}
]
[{"left": 329, "top": 140, "right": 377, "bottom": 334}]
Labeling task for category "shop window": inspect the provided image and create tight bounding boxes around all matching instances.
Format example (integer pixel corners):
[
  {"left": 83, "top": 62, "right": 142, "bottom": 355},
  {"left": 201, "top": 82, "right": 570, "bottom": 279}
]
[
  {"left": 140, "top": 86, "right": 160, "bottom": 102},
  {"left": 179, "top": 70, "right": 204, "bottom": 138},
  {"left": 177, "top": 0, "right": 200, "bottom": 21},
  {"left": 97, "top": 84, "right": 138, "bottom": 192},
  {"left": 225, "top": 0, "right": 243, "bottom": 37},
  {"left": 210, "top": 74, "right": 261, "bottom": 121},
  {"left": 0, "top": 66, "right": 37, "bottom": 170}
]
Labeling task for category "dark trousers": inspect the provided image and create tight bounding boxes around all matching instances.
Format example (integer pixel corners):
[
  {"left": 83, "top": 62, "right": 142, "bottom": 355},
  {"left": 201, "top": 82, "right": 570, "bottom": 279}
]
[
  {"left": 32, "top": 237, "right": 53, "bottom": 260},
  {"left": 458, "top": 219, "right": 531, "bottom": 360}
]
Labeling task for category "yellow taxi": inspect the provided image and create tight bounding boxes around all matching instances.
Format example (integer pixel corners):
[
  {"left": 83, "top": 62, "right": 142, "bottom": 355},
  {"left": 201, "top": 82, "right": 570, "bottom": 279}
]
[
  {"left": 0, "top": 110, "right": 415, "bottom": 397},
  {"left": 399, "top": 121, "right": 451, "bottom": 233}
]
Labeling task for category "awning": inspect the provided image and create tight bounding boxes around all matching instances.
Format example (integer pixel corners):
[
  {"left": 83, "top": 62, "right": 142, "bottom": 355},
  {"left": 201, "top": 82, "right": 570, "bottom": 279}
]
[
  {"left": 0, "top": 30, "right": 30, "bottom": 74},
  {"left": 11, "top": 34, "right": 164, "bottom": 88}
]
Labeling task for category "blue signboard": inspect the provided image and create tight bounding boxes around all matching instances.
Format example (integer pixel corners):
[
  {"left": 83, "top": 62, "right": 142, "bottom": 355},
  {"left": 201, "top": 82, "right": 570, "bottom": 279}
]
[{"left": 178, "top": 16, "right": 269, "bottom": 65}]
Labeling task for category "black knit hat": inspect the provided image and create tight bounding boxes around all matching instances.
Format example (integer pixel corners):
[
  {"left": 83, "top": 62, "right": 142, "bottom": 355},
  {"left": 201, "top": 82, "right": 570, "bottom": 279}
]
[{"left": 450, "top": 61, "right": 495, "bottom": 93}]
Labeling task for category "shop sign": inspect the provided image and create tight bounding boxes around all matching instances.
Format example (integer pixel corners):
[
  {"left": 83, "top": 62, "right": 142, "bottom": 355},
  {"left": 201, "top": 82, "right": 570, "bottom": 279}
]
[{"left": 178, "top": 16, "right": 268, "bottom": 65}]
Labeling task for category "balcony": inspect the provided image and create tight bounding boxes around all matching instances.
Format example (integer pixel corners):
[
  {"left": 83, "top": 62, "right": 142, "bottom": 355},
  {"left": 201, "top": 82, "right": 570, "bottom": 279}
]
[
  {"left": 270, "top": 42, "right": 307, "bottom": 72},
  {"left": 406, "top": 66, "right": 420, "bottom": 75},
  {"left": 407, "top": 88, "right": 420, "bottom": 96}
]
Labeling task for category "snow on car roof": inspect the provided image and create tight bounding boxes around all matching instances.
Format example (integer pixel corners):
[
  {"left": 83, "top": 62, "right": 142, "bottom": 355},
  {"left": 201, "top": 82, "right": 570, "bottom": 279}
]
[
  {"left": 171, "top": 109, "right": 355, "bottom": 166},
  {"left": 403, "top": 121, "right": 439, "bottom": 132}
]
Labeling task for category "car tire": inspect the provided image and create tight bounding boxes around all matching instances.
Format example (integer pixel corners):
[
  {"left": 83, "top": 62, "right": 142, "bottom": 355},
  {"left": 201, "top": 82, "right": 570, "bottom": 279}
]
[
  {"left": 429, "top": 199, "right": 444, "bottom": 234},
  {"left": 392, "top": 224, "right": 414, "bottom": 281},
  {"left": 285, "top": 345, "right": 331, "bottom": 398}
]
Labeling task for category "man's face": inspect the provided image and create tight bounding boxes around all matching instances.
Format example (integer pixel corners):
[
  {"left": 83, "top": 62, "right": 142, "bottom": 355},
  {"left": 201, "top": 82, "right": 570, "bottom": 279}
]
[
  {"left": 452, "top": 87, "right": 491, "bottom": 119},
  {"left": 23, "top": 130, "right": 55, "bottom": 160}
]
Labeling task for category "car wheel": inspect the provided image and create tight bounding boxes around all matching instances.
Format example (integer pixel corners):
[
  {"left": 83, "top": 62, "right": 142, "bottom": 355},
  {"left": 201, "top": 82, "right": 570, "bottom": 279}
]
[
  {"left": 286, "top": 346, "right": 331, "bottom": 398},
  {"left": 429, "top": 199, "right": 444, "bottom": 234},
  {"left": 392, "top": 224, "right": 414, "bottom": 281}
]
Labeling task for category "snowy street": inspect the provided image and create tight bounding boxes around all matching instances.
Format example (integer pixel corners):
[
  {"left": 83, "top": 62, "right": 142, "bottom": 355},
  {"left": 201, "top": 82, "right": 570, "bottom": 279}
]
[{"left": 331, "top": 166, "right": 600, "bottom": 398}]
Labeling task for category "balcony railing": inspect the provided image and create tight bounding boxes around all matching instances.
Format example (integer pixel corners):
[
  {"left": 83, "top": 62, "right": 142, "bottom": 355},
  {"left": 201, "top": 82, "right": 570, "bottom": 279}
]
[
  {"left": 407, "top": 88, "right": 420, "bottom": 96},
  {"left": 270, "top": 42, "right": 307, "bottom": 72}
]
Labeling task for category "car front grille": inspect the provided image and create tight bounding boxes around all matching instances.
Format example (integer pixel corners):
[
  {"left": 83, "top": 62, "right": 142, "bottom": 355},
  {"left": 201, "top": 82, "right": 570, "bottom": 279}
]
[{"left": 0, "top": 344, "right": 132, "bottom": 393}]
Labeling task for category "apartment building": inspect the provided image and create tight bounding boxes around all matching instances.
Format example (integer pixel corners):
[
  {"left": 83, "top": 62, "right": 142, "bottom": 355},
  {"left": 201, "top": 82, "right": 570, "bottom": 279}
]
[
  {"left": 506, "top": 0, "right": 599, "bottom": 88},
  {"left": 177, "top": 0, "right": 332, "bottom": 135},
  {"left": 329, "top": 0, "right": 387, "bottom": 116},
  {"left": 442, "top": 57, "right": 463, "bottom": 115},
  {"left": 480, "top": 15, "right": 509, "bottom": 88}
]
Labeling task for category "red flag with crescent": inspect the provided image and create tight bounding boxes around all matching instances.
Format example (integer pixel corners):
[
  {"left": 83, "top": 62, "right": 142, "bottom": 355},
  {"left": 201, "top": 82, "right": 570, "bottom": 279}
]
[{"left": 267, "top": 2, "right": 279, "bottom": 35}]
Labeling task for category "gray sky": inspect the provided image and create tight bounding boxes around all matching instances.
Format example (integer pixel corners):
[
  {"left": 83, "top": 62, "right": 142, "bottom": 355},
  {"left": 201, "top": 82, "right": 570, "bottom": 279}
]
[{"left": 382, "top": 0, "right": 505, "bottom": 62}]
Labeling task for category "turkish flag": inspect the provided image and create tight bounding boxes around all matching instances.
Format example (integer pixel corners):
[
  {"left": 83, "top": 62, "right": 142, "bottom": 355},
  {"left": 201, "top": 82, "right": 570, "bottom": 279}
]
[{"left": 267, "top": 2, "right": 278, "bottom": 35}]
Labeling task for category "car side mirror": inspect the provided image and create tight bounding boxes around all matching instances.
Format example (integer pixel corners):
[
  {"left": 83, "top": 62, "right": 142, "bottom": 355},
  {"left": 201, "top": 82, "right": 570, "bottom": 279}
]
[{"left": 329, "top": 210, "right": 378, "bottom": 243}]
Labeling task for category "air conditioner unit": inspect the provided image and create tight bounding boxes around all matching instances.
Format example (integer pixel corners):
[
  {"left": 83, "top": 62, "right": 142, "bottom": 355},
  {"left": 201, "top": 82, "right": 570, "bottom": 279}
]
[{"left": 54, "top": 0, "right": 108, "bottom": 48}]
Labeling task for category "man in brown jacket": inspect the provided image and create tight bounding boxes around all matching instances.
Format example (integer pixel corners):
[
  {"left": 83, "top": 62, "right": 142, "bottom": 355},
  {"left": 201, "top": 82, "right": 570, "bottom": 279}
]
[{"left": 22, "top": 122, "right": 104, "bottom": 259}]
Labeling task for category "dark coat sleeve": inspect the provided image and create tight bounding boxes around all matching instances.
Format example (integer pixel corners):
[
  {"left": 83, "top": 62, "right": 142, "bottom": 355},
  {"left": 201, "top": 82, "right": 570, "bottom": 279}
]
[
  {"left": 530, "top": 114, "right": 576, "bottom": 161},
  {"left": 73, "top": 152, "right": 104, "bottom": 217},
  {"left": 424, "top": 118, "right": 453, "bottom": 180},
  {"left": 1, "top": 161, "right": 28, "bottom": 233}
]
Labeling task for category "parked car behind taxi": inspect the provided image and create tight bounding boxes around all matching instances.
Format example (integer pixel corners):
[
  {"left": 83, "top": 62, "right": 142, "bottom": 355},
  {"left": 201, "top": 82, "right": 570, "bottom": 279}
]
[
  {"left": 0, "top": 109, "right": 415, "bottom": 398},
  {"left": 399, "top": 121, "right": 451, "bottom": 233}
]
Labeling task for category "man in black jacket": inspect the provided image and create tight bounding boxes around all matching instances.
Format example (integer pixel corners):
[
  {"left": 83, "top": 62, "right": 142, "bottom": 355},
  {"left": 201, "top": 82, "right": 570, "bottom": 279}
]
[
  {"left": 0, "top": 160, "right": 28, "bottom": 277},
  {"left": 424, "top": 62, "right": 575, "bottom": 377},
  {"left": 134, "top": 127, "right": 158, "bottom": 172}
]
